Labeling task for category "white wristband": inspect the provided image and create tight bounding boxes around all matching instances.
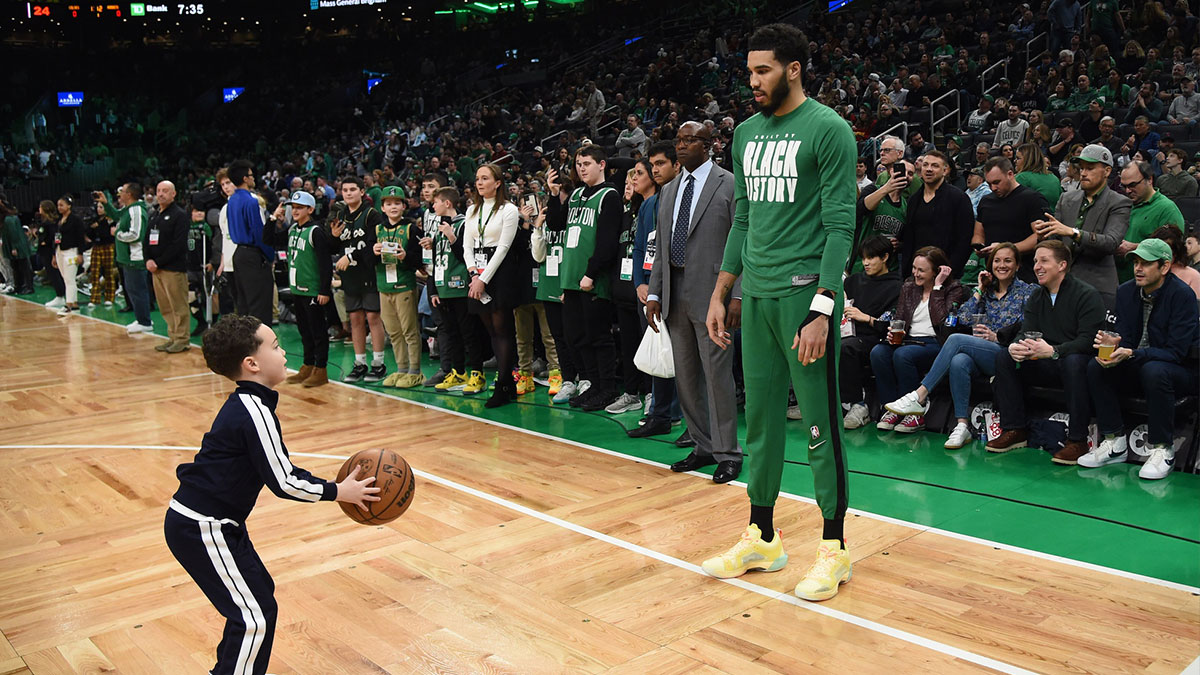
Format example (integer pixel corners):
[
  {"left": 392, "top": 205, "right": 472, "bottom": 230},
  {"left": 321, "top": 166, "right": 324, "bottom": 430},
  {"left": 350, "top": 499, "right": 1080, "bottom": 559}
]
[{"left": 810, "top": 293, "right": 835, "bottom": 316}]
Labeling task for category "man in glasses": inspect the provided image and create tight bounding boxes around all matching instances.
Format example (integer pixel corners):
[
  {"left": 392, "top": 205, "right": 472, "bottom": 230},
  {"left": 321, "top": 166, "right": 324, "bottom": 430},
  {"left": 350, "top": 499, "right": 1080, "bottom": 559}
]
[{"left": 1114, "top": 160, "right": 1185, "bottom": 283}]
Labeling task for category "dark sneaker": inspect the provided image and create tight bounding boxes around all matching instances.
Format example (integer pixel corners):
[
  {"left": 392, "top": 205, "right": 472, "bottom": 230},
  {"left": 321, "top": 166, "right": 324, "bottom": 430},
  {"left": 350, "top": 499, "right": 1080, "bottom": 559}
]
[
  {"left": 344, "top": 364, "right": 368, "bottom": 383},
  {"left": 424, "top": 369, "right": 448, "bottom": 387},
  {"left": 365, "top": 364, "right": 387, "bottom": 383}
]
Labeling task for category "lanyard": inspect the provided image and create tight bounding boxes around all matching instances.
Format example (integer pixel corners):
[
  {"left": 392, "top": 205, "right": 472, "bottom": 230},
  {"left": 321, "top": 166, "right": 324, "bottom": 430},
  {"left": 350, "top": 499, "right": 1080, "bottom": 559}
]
[{"left": 476, "top": 203, "right": 495, "bottom": 239}]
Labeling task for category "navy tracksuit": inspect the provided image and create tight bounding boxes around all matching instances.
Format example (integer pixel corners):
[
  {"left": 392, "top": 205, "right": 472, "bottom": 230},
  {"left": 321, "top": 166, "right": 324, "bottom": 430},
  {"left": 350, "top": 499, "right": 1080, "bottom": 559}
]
[{"left": 164, "top": 380, "right": 337, "bottom": 675}]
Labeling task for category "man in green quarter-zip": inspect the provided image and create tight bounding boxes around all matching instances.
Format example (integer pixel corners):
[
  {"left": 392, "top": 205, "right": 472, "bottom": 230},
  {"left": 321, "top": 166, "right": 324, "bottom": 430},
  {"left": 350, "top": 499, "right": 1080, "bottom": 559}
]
[{"left": 703, "top": 23, "right": 857, "bottom": 602}]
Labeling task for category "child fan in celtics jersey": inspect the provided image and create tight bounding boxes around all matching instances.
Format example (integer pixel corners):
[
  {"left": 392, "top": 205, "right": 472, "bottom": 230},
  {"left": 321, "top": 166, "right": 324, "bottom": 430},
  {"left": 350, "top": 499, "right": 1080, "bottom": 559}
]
[
  {"left": 281, "top": 191, "right": 334, "bottom": 387},
  {"left": 423, "top": 186, "right": 485, "bottom": 393},
  {"left": 373, "top": 186, "right": 426, "bottom": 388}
]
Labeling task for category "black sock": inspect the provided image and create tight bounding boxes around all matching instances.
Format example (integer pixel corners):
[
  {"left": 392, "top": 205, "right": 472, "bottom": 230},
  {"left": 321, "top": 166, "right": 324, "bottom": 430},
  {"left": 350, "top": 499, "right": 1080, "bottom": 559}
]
[
  {"left": 822, "top": 518, "right": 845, "bottom": 548},
  {"left": 750, "top": 505, "right": 774, "bottom": 541}
]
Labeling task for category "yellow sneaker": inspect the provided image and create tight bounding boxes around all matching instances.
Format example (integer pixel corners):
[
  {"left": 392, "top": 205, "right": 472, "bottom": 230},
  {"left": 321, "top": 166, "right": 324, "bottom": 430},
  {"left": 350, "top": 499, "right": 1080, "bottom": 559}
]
[
  {"left": 793, "top": 539, "right": 851, "bottom": 601},
  {"left": 547, "top": 369, "right": 563, "bottom": 395},
  {"left": 381, "top": 372, "right": 403, "bottom": 387},
  {"left": 435, "top": 369, "right": 467, "bottom": 391},
  {"left": 461, "top": 370, "right": 487, "bottom": 395},
  {"left": 701, "top": 524, "right": 788, "bottom": 579},
  {"left": 516, "top": 371, "right": 535, "bottom": 395},
  {"left": 397, "top": 373, "right": 423, "bottom": 388}
]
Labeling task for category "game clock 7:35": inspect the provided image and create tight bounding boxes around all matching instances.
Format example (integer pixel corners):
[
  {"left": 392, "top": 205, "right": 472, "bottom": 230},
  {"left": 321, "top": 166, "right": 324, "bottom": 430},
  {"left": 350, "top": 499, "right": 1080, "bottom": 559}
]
[{"left": 178, "top": 4, "right": 204, "bottom": 14}]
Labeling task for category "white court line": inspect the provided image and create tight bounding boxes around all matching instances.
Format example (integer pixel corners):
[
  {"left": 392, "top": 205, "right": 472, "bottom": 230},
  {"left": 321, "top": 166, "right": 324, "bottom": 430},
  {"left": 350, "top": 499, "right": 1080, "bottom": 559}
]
[
  {"left": 163, "top": 372, "right": 219, "bottom": 382},
  {"left": 0, "top": 325, "right": 70, "bottom": 335},
  {"left": 5, "top": 293, "right": 1200, "bottom": 595},
  {"left": 1182, "top": 654, "right": 1200, "bottom": 675},
  {"left": 0, "top": 442, "right": 1039, "bottom": 674}
]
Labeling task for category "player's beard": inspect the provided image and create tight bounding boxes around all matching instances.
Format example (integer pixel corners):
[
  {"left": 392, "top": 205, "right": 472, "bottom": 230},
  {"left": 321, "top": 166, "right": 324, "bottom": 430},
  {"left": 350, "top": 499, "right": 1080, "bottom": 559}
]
[{"left": 755, "top": 75, "right": 791, "bottom": 116}]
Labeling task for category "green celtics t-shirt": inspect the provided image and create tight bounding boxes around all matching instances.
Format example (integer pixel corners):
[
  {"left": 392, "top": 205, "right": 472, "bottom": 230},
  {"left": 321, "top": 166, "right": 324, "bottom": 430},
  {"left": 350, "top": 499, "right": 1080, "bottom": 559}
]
[
  {"left": 1015, "top": 171, "right": 1062, "bottom": 209},
  {"left": 535, "top": 226, "right": 566, "bottom": 303},
  {"left": 288, "top": 223, "right": 321, "bottom": 297},
  {"left": 561, "top": 185, "right": 616, "bottom": 300},
  {"left": 722, "top": 99, "right": 858, "bottom": 297},
  {"left": 375, "top": 220, "right": 417, "bottom": 294},
  {"left": 1118, "top": 191, "right": 1184, "bottom": 283},
  {"left": 432, "top": 214, "right": 469, "bottom": 299}
]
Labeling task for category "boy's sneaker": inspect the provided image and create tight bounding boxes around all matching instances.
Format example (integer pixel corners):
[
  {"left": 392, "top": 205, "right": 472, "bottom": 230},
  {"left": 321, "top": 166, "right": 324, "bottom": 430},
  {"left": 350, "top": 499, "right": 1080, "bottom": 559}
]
[
  {"left": 435, "top": 369, "right": 468, "bottom": 391},
  {"left": 944, "top": 422, "right": 973, "bottom": 449},
  {"left": 546, "top": 369, "right": 563, "bottom": 395},
  {"left": 1138, "top": 446, "right": 1175, "bottom": 480},
  {"left": 794, "top": 540, "right": 852, "bottom": 602},
  {"left": 786, "top": 405, "right": 803, "bottom": 420},
  {"left": 876, "top": 410, "right": 901, "bottom": 431},
  {"left": 604, "top": 392, "right": 643, "bottom": 414},
  {"left": 700, "top": 524, "right": 788, "bottom": 579},
  {"left": 893, "top": 414, "right": 925, "bottom": 433},
  {"left": 126, "top": 322, "right": 151, "bottom": 334},
  {"left": 365, "top": 364, "right": 386, "bottom": 383},
  {"left": 461, "top": 370, "right": 487, "bottom": 395},
  {"left": 399, "top": 373, "right": 424, "bottom": 388},
  {"left": 1078, "top": 436, "right": 1128, "bottom": 468},
  {"left": 582, "top": 387, "right": 618, "bottom": 412},
  {"left": 569, "top": 380, "right": 594, "bottom": 407},
  {"left": 551, "top": 380, "right": 577, "bottom": 404},
  {"left": 886, "top": 391, "right": 927, "bottom": 416},
  {"left": 424, "top": 369, "right": 449, "bottom": 387},
  {"left": 45, "top": 297, "right": 65, "bottom": 309},
  {"left": 843, "top": 403, "right": 870, "bottom": 430},
  {"left": 381, "top": 372, "right": 404, "bottom": 387},
  {"left": 344, "top": 364, "right": 368, "bottom": 383},
  {"left": 516, "top": 371, "right": 535, "bottom": 395},
  {"left": 104, "top": 300, "right": 113, "bottom": 307}
]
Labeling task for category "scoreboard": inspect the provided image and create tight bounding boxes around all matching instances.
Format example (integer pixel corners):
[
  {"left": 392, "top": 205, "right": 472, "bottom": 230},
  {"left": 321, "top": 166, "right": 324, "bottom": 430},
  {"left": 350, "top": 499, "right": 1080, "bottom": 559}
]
[{"left": 25, "top": 2, "right": 208, "bottom": 18}]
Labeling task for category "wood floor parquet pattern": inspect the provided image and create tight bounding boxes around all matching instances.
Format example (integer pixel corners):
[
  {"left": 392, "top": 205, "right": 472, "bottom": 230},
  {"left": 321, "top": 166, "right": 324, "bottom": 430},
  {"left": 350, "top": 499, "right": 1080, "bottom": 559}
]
[{"left": 0, "top": 298, "right": 1197, "bottom": 674}]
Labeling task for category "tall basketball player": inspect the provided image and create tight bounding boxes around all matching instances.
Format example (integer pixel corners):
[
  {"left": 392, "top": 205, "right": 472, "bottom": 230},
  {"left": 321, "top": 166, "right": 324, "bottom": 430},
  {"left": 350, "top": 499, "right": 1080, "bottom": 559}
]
[{"left": 703, "top": 23, "right": 858, "bottom": 601}]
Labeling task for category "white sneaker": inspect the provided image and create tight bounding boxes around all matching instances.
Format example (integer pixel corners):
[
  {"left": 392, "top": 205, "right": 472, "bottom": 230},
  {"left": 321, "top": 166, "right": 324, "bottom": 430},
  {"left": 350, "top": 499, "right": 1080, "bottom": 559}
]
[
  {"left": 843, "top": 403, "right": 870, "bottom": 430},
  {"left": 786, "top": 405, "right": 803, "bottom": 420},
  {"left": 88, "top": 301, "right": 96, "bottom": 308},
  {"left": 1078, "top": 436, "right": 1128, "bottom": 468},
  {"left": 886, "top": 391, "right": 927, "bottom": 416},
  {"left": 1138, "top": 446, "right": 1175, "bottom": 480},
  {"left": 552, "top": 381, "right": 577, "bottom": 404},
  {"left": 876, "top": 410, "right": 901, "bottom": 431},
  {"left": 126, "top": 322, "right": 151, "bottom": 334},
  {"left": 104, "top": 300, "right": 113, "bottom": 307},
  {"left": 56, "top": 305, "right": 73, "bottom": 316},
  {"left": 45, "top": 297, "right": 65, "bottom": 309},
  {"left": 944, "top": 422, "right": 973, "bottom": 449},
  {"left": 605, "top": 392, "right": 643, "bottom": 414},
  {"left": 576, "top": 379, "right": 591, "bottom": 397}
]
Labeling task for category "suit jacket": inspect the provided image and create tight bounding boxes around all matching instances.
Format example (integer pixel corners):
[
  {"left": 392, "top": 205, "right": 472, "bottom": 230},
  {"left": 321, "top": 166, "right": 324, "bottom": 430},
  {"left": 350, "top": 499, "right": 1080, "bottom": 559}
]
[
  {"left": 649, "top": 162, "right": 738, "bottom": 322},
  {"left": 1053, "top": 186, "right": 1130, "bottom": 299}
]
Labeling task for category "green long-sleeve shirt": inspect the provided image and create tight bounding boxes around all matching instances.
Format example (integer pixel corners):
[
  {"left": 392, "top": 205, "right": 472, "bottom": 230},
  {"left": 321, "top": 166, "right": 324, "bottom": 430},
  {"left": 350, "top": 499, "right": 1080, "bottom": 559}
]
[
  {"left": 105, "top": 200, "right": 150, "bottom": 268},
  {"left": 721, "top": 98, "right": 858, "bottom": 297},
  {"left": 3, "top": 215, "right": 33, "bottom": 260}
]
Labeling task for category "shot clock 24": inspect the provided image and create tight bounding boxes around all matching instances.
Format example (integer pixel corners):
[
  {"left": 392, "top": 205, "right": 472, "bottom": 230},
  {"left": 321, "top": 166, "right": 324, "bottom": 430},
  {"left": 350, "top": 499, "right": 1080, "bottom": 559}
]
[{"left": 25, "top": 3, "right": 206, "bottom": 19}]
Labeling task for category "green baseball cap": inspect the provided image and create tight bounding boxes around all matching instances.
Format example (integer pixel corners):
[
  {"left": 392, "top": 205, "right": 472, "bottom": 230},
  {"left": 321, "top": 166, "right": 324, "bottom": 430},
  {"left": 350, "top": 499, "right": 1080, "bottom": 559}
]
[
  {"left": 1129, "top": 238, "right": 1172, "bottom": 263},
  {"left": 379, "top": 185, "right": 406, "bottom": 202}
]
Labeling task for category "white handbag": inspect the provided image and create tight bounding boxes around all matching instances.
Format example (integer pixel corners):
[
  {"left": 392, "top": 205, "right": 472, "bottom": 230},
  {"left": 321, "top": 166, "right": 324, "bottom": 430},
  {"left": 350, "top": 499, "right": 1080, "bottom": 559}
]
[{"left": 633, "top": 318, "right": 674, "bottom": 378}]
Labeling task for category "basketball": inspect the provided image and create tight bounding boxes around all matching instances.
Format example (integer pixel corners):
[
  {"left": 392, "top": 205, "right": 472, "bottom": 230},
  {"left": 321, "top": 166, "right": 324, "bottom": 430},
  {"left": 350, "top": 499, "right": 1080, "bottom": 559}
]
[{"left": 335, "top": 448, "right": 416, "bottom": 525}]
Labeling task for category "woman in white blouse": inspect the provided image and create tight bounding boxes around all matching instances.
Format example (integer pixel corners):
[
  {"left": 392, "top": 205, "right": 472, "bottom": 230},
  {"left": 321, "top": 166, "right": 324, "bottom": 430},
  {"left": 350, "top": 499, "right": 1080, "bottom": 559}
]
[{"left": 464, "top": 164, "right": 523, "bottom": 408}]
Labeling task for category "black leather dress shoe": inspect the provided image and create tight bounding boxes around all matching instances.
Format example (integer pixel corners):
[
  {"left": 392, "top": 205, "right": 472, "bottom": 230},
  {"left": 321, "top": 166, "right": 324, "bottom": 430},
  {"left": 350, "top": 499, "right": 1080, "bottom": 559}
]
[
  {"left": 712, "top": 460, "right": 742, "bottom": 484},
  {"left": 670, "top": 452, "right": 717, "bottom": 473},
  {"left": 674, "top": 430, "right": 695, "bottom": 448},
  {"left": 628, "top": 418, "right": 672, "bottom": 438}
]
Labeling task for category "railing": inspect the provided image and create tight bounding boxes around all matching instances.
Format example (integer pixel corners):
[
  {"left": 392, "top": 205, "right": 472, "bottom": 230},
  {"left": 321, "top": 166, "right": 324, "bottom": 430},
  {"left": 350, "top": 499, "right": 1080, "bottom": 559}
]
[
  {"left": 541, "top": 129, "right": 570, "bottom": 150},
  {"left": 466, "top": 87, "right": 509, "bottom": 110},
  {"left": 1026, "top": 32, "right": 1049, "bottom": 70},
  {"left": 980, "top": 58, "right": 1010, "bottom": 96},
  {"left": 868, "top": 121, "right": 908, "bottom": 164},
  {"left": 929, "top": 89, "right": 961, "bottom": 136},
  {"left": 596, "top": 105, "right": 625, "bottom": 135}
]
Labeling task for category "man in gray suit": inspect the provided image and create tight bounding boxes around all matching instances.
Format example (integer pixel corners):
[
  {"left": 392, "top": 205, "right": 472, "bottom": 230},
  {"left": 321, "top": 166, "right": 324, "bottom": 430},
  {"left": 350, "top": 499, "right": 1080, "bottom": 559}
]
[
  {"left": 1032, "top": 144, "right": 1131, "bottom": 308},
  {"left": 646, "top": 121, "right": 743, "bottom": 484}
]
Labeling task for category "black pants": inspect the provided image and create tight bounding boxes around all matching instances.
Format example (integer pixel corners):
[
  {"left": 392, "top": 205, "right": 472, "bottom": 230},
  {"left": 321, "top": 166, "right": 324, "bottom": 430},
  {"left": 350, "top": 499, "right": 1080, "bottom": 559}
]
[
  {"left": 292, "top": 296, "right": 330, "bottom": 368},
  {"left": 38, "top": 250, "right": 65, "bottom": 297},
  {"left": 218, "top": 271, "right": 236, "bottom": 318},
  {"left": 1087, "top": 357, "right": 1197, "bottom": 445},
  {"left": 164, "top": 509, "right": 276, "bottom": 675},
  {"left": 431, "top": 300, "right": 453, "bottom": 373},
  {"left": 839, "top": 335, "right": 876, "bottom": 405},
  {"left": 542, "top": 300, "right": 578, "bottom": 381},
  {"left": 438, "top": 297, "right": 483, "bottom": 373},
  {"left": 993, "top": 351, "right": 1091, "bottom": 441},
  {"left": 11, "top": 257, "right": 34, "bottom": 294},
  {"left": 614, "top": 295, "right": 649, "bottom": 396},
  {"left": 233, "top": 246, "right": 274, "bottom": 326},
  {"left": 562, "top": 289, "right": 616, "bottom": 391}
]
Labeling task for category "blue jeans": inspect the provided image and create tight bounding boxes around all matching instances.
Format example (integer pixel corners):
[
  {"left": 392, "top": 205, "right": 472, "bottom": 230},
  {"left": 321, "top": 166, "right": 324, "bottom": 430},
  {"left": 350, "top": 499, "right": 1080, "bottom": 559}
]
[
  {"left": 869, "top": 336, "right": 940, "bottom": 405},
  {"left": 122, "top": 264, "right": 152, "bottom": 327},
  {"left": 919, "top": 333, "right": 1004, "bottom": 419}
]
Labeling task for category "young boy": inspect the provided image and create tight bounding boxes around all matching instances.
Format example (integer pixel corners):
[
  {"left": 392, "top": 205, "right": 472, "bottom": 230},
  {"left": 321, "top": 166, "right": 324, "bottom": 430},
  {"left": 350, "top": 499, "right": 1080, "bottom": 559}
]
[
  {"left": 276, "top": 191, "right": 333, "bottom": 387},
  {"left": 334, "top": 176, "right": 386, "bottom": 383},
  {"left": 423, "top": 186, "right": 484, "bottom": 392},
  {"left": 164, "top": 314, "right": 378, "bottom": 675},
  {"left": 374, "top": 185, "right": 425, "bottom": 387}
]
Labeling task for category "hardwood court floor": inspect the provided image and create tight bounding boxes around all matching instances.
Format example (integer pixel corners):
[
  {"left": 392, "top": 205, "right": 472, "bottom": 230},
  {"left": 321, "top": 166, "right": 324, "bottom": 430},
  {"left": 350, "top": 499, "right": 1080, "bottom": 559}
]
[{"left": 0, "top": 297, "right": 1198, "bottom": 674}]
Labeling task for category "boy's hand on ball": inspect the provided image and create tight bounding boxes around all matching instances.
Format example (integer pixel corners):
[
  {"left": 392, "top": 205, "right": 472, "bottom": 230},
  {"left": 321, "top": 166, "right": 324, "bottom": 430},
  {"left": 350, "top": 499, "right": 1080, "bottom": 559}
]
[{"left": 335, "top": 465, "right": 381, "bottom": 511}]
